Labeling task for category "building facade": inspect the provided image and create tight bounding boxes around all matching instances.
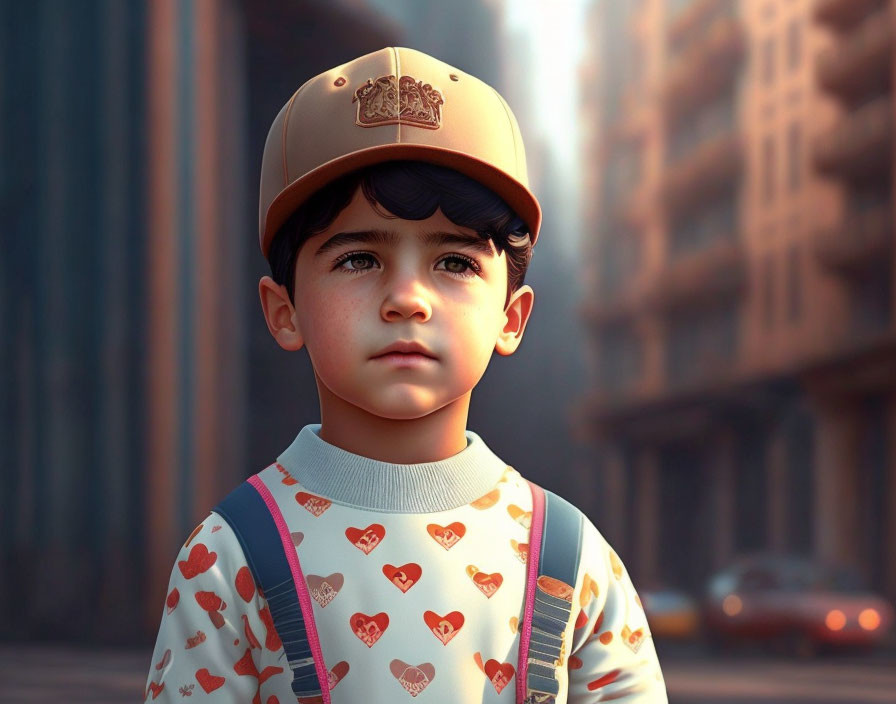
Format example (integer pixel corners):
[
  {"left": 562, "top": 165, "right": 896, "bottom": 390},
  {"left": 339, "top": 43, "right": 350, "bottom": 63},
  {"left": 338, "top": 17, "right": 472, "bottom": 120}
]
[
  {"left": 1, "top": 0, "right": 401, "bottom": 645},
  {"left": 580, "top": 0, "right": 896, "bottom": 604}
]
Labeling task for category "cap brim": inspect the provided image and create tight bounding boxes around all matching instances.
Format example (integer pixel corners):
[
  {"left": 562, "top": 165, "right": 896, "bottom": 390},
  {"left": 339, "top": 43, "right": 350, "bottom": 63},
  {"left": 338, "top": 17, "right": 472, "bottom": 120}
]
[{"left": 261, "top": 143, "right": 542, "bottom": 256}]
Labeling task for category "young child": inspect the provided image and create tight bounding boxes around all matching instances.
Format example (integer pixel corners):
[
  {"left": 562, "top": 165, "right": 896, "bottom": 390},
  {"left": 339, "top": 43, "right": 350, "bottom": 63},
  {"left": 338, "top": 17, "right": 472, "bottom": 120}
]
[{"left": 145, "top": 47, "right": 667, "bottom": 703}]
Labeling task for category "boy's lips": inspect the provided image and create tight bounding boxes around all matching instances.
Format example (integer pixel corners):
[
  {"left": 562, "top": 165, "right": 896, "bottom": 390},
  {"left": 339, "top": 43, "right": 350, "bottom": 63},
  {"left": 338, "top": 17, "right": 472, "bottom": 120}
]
[{"left": 371, "top": 341, "right": 437, "bottom": 359}]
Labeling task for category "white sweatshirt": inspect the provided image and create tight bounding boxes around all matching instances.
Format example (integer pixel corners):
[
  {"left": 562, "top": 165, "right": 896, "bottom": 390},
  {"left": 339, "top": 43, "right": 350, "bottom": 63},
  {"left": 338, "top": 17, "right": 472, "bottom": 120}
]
[{"left": 144, "top": 424, "right": 667, "bottom": 703}]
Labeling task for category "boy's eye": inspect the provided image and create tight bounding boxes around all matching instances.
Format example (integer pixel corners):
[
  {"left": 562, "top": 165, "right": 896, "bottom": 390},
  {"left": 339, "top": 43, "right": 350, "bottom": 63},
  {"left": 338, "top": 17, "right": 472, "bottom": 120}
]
[
  {"left": 437, "top": 254, "right": 481, "bottom": 277},
  {"left": 334, "top": 252, "right": 378, "bottom": 273}
]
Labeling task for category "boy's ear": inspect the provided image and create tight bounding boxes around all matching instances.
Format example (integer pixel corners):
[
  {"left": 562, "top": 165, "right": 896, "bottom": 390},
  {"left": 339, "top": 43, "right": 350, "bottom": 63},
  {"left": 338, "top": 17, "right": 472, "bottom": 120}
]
[
  {"left": 258, "top": 276, "right": 305, "bottom": 351},
  {"left": 495, "top": 284, "right": 534, "bottom": 356}
]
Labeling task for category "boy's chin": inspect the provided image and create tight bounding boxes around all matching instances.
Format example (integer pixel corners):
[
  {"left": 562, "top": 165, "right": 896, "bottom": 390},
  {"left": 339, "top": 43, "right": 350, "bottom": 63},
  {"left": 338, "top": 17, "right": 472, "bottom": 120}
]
[
  {"left": 353, "top": 391, "right": 465, "bottom": 421},
  {"left": 360, "top": 400, "right": 448, "bottom": 421}
]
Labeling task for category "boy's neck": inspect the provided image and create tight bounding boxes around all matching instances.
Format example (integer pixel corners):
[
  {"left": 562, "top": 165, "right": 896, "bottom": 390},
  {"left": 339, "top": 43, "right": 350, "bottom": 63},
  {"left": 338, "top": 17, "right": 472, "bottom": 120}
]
[{"left": 314, "top": 377, "right": 471, "bottom": 464}]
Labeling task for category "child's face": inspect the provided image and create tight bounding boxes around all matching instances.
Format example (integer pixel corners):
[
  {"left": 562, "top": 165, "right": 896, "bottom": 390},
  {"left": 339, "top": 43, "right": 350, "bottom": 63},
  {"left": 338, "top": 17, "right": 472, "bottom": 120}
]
[{"left": 278, "top": 185, "right": 533, "bottom": 421}]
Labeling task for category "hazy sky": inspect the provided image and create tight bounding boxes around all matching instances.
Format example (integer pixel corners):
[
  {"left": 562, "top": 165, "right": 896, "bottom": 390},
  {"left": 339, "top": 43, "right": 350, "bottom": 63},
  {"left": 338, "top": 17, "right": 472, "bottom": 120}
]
[{"left": 503, "top": 0, "right": 589, "bottom": 172}]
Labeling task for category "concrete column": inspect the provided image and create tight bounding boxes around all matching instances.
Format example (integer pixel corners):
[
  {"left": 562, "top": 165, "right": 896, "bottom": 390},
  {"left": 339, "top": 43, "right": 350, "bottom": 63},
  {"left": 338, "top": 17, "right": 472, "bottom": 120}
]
[
  {"left": 766, "top": 424, "right": 789, "bottom": 552},
  {"left": 709, "top": 430, "right": 736, "bottom": 570},
  {"left": 812, "top": 400, "right": 861, "bottom": 567},
  {"left": 145, "top": 0, "right": 180, "bottom": 635},
  {"left": 633, "top": 447, "right": 660, "bottom": 585}
]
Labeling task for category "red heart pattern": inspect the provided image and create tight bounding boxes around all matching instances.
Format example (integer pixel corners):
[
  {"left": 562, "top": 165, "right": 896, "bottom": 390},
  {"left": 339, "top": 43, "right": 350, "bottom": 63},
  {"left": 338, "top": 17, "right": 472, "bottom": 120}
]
[
  {"left": 575, "top": 609, "right": 589, "bottom": 629},
  {"left": 185, "top": 630, "right": 206, "bottom": 649},
  {"left": 195, "top": 668, "right": 225, "bottom": 693},
  {"left": 350, "top": 611, "right": 389, "bottom": 647},
  {"left": 195, "top": 590, "right": 225, "bottom": 612},
  {"left": 507, "top": 503, "right": 531, "bottom": 528},
  {"left": 621, "top": 625, "right": 646, "bottom": 653},
  {"left": 295, "top": 491, "right": 331, "bottom": 516},
  {"left": 307, "top": 573, "right": 344, "bottom": 607},
  {"left": 510, "top": 539, "right": 528, "bottom": 563},
  {"left": 235, "top": 566, "right": 255, "bottom": 602},
  {"left": 389, "top": 659, "right": 435, "bottom": 697},
  {"left": 194, "top": 591, "right": 226, "bottom": 629},
  {"left": 233, "top": 648, "right": 256, "bottom": 677},
  {"left": 241, "top": 613, "right": 261, "bottom": 649},
  {"left": 145, "top": 680, "right": 164, "bottom": 700},
  {"left": 382, "top": 563, "right": 422, "bottom": 592},
  {"left": 258, "top": 605, "right": 283, "bottom": 651},
  {"left": 483, "top": 659, "right": 515, "bottom": 694},
  {"left": 178, "top": 543, "right": 217, "bottom": 579},
  {"left": 276, "top": 462, "right": 298, "bottom": 485},
  {"left": 423, "top": 610, "right": 464, "bottom": 645},
  {"left": 466, "top": 566, "right": 503, "bottom": 598},
  {"left": 327, "top": 661, "right": 350, "bottom": 690},
  {"left": 426, "top": 522, "right": 466, "bottom": 550},
  {"left": 470, "top": 488, "right": 500, "bottom": 510},
  {"left": 166, "top": 587, "right": 179, "bottom": 614},
  {"left": 345, "top": 523, "right": 385, "bottom": 554},
  {"left": 154, "top": 649, "right": 171, "bottom": 671}
]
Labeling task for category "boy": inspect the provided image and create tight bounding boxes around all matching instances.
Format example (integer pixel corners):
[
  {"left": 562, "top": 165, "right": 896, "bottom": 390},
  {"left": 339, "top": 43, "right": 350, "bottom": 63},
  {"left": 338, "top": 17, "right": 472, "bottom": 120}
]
[{"left": 145, "top": 47, "right": 667, "bottom": 703}]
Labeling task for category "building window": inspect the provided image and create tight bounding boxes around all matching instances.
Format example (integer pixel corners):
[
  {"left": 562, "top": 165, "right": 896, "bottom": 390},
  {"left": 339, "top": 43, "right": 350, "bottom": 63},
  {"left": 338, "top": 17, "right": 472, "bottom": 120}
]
[
  {"left": 599, "top": 231, "right": 642, "bottom": 298},
  {"left": 762, "top": 254, "right": 775, "bottom": 330},
  {"left": 669, "top": 190, "right": 738, "bottom": 258},
  {"left": 787, "top": 19, "right": 801, "bottom": 71},
  {"left": 850, "top": 267, "right": 892, "bottom": 336},
  {"left": 787, "top": 246, "right": 802, "bottom": 323},
  {"left": 761, "top": 35, "right": 775, "bottom": 84},
  {"left": 762, "top": 135, "right": 776, "bottom": 202},
  {"left": 599, "top": 324, "right": 643, "bottom": 392},
  {"left": 666, "top": 304, "right": 739, "bottom": 386},
  {"left": 787, "top": 122, "right": 801, "bottom": 191}
]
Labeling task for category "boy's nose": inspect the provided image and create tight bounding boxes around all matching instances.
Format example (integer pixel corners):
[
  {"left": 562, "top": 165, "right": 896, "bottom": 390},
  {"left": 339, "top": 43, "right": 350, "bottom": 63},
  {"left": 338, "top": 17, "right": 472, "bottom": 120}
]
[{"left": 380, "top": 277, "right": 432, "bottom": 322}]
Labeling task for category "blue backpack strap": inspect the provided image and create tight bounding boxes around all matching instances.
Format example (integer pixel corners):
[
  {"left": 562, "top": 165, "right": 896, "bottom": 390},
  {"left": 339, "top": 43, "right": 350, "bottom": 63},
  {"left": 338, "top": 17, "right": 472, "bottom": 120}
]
[
  {"left": 212, "top": 478, "right": 327, "bottom": 703},
  {"left": 519, "top": 481, "right": 584, "bottom": 704}
]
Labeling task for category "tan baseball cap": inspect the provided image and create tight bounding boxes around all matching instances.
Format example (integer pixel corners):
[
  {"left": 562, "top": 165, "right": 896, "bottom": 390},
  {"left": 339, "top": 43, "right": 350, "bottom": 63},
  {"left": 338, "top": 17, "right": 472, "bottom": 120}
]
[{"left": 258, "top": 46, "right": 542, "bottom": 257}]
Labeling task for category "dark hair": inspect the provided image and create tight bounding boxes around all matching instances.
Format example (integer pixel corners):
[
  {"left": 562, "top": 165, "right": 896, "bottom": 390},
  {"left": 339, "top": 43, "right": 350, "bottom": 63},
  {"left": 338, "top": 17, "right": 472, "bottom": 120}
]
[{"left": 266, "top": 161, "right": 533, "bottom": 308}]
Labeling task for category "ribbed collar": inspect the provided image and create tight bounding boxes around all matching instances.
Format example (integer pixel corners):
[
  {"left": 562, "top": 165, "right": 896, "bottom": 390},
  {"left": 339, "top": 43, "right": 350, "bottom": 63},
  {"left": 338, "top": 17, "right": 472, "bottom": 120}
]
[{"left": 276, "top": 424, "right": 506, "bottom": 513}]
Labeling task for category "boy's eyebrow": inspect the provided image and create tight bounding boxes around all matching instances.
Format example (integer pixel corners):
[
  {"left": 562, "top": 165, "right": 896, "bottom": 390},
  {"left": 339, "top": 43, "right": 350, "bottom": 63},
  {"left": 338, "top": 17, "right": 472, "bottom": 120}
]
[{"left": 314, "top": 228, "right": 497, "bottom": 258}]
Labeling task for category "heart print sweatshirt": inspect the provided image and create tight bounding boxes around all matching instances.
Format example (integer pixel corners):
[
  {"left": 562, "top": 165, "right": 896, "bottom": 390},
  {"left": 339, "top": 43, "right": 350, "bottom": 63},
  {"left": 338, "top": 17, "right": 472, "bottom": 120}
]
[{"left": 144, "top": 424, "right": 667, "bottom": 702}]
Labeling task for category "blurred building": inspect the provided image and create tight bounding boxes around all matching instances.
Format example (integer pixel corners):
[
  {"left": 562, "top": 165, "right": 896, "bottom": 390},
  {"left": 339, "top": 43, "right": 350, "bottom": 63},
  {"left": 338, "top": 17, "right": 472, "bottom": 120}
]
[
  {"left": 579, "top": 0, "right": 896, "bottom": 604},
  {"left": 1, "top": 0, "right": 401, "bottom": 645}
]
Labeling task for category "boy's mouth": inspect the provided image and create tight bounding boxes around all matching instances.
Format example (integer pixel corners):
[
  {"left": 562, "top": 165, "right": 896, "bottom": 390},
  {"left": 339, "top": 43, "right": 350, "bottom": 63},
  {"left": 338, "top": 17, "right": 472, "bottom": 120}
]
[{"left": 371, "top": 341, "right": 437, "bottom": 359}]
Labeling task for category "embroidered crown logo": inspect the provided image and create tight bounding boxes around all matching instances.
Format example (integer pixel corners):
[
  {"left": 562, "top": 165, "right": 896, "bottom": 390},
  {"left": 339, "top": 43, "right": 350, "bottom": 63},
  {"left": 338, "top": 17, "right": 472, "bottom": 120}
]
[{"left": 353, "top": 75, "right": 444, "bottom": 129}]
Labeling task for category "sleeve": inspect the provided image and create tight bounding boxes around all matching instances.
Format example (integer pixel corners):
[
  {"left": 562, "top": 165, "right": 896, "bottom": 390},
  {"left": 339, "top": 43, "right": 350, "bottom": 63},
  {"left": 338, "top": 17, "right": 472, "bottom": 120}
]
[
  {"left": 565, "top": 519, "right": 668, "bottom": 703},
  {"left": 143, "top": 515, "right": 296, "bottom": 703}
]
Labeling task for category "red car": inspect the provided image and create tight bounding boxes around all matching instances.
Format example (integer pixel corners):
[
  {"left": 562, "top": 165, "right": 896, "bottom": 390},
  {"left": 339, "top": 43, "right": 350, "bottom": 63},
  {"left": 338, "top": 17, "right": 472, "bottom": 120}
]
[{"left": 702, "top": 553, "right": 894, "bottom": 657}]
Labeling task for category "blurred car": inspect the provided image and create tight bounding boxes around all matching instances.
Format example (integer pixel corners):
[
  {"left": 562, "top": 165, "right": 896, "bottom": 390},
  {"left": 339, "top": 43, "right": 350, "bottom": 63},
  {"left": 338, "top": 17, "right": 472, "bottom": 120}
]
[
  {"left": 640, "top": 587, "right": 700, "bottom": 640},
  {"left": 702, "top": 553, "right": 894, "bottom": 657}
]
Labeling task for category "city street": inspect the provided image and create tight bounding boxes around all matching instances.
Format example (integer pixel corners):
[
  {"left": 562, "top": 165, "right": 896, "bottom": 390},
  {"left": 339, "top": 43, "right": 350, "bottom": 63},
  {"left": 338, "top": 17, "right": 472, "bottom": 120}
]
[
  {"left": 660, "top": 646, "right": 896, "bottom": 704},
  {"left": 1, "top": 642, "right": 895, "bottom": 703}
]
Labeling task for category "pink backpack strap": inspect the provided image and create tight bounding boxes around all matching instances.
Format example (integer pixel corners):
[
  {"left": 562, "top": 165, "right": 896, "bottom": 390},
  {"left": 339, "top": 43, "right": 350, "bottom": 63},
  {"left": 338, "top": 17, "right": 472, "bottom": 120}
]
[
  {"left": 517, "top": 480, "right": 546, "bottom": 703},
  {"left": 213, "top": 476, "right": 331, "bottom": 703}
]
